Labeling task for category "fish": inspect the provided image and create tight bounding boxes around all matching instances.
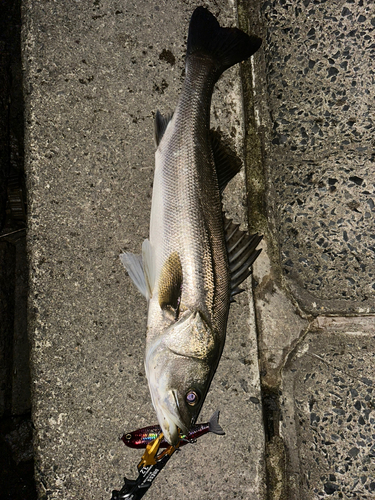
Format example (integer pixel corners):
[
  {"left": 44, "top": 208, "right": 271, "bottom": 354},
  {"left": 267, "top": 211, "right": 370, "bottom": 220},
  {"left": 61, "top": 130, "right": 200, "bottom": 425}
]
[
  {"left": 120, "top": 6, "right": 262, "bottom": 446},
  {"left": 122, "top": 410, "right": 225, "bottom": 449}
]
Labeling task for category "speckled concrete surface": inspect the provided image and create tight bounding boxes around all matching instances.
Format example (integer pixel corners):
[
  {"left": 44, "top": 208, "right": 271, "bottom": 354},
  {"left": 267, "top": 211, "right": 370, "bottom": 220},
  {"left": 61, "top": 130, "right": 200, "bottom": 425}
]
[
  {"left": 244, "top": 1, "right": 375, "bottom": 499},
  {"left": 255, "top": 0, "right": 375, "bottom": 314},
  {"left": 23, "top": 1, "right": 265, "bottom": 499},
  {"left": 282, "top": 318, "right": 375, "bottom": 499}
]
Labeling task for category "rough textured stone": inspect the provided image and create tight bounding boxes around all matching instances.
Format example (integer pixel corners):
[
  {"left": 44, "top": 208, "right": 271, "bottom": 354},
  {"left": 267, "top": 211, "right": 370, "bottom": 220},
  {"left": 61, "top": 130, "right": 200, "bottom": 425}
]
[
  {"left": 282, "top": 318, "right": 375, "bottom": 499},
  {"left": 254, "top": 0, "right": 375, "bottom": 314},
  {"left": 242, "top": 1, "right": 375, "bottom": 498}
]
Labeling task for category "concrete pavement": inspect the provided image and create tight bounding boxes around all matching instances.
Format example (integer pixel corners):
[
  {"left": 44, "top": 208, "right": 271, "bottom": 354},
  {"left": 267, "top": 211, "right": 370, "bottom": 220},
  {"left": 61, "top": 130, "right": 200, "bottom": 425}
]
[
  {"left": 24, "top": 0, "right": 374, "bottom": 499},
  {"left": 243, "top": 0, "right": 375, "bottom": 498},
  {"left": 24, "top": 1, "right": 264, "bottom": 498}
]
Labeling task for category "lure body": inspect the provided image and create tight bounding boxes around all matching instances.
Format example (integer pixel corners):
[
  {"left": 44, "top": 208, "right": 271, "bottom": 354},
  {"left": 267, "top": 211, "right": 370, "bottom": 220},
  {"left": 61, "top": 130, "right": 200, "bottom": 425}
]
[{"left": 122, "top": 410, "right": 225, "bottom": 449}]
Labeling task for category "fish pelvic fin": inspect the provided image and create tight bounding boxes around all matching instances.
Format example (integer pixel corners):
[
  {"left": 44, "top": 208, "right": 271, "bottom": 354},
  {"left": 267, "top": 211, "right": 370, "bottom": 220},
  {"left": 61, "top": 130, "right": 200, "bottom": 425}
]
[
  {"left": 210, "top": 130, "right": 242, "bottom": 193},
  {"left": 158, "top": 251, "right": 183, "bottom": 316},
  {"left": 223, "top": 217, "right": 263, "bottom": 298},
  {"left": 186, "top": 7, "right": 262, "bottom": 80},
  {"left": 154, "top": 110, "right": 173, "bottom": 148},
  {"left": 208, "top": 410, "right": 225, "bottom": 435},
  {"left": 120, "top": 252, "right": 149, "bottom": 299}
]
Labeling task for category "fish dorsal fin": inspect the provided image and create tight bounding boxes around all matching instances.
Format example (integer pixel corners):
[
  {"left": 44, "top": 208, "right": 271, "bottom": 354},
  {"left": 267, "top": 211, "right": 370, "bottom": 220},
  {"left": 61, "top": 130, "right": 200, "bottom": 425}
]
[
  {"left": 120, "top": 252, "right": 148, "bottom": 299},
  {"left": 142, "top": 239, "right": 155, "bottom": 299},
  {"left": 210, "top": 130, "right": 242, "bottom": 193},
  {"left": 223, "top": 216, "right": 263, "bottom": 300},
  {"left": 154, "top": 110, "right": 174, "bottom": 147},
  {"left": 158, "top": 251, "right": 183, "bottom": 315}
]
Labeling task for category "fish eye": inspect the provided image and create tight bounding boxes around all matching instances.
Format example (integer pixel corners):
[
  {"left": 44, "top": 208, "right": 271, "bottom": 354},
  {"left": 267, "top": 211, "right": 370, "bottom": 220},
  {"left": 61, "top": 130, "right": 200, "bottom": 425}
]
[
  {"left": 125, "top": 433, "right": 132, "bottom": 440},
  {"left": 186, "top": 390, "right": 199, "bottom": 406}
]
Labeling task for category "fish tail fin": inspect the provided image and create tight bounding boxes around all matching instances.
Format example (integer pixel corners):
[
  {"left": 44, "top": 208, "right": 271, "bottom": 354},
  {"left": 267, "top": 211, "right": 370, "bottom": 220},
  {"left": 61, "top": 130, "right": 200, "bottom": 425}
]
[
  {"left": 186, "top": 7, "right": 261, "bottom": 78},
  {"left": 208, "top": 410, "right": 225, "bottom": 435}
]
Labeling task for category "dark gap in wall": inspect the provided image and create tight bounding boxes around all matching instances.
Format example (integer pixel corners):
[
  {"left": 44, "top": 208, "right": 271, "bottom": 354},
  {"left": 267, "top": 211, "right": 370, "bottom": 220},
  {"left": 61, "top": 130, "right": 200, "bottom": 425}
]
[{"left": 0, "top": 0, "right": 37, "bottom": 498}]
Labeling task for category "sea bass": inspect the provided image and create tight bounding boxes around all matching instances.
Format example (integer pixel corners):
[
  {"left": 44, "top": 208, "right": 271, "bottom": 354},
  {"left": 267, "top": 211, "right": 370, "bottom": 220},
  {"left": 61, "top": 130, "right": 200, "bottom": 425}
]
[
  {"left": 122, "top": 410, "right": 225, "bottom": 449},
  {"left": 120, "top": 7, "right": 262, "bottom": 446}
]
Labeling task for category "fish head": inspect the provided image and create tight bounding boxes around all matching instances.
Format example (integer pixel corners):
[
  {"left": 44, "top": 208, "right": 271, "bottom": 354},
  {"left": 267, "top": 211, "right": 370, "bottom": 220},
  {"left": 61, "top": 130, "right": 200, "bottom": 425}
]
[{"left": 145, "top": 310, "right": 217, "bottom": 446}]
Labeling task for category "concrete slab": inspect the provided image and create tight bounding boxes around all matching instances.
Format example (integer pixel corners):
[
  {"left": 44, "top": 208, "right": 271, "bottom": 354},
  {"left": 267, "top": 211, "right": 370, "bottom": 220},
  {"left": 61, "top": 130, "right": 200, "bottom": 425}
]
[
  {"left": 282, "top": 317, "right": 375, "bottom": 499},
  {"left": 253, "top": 0, "right": 375, "bottom": 315},
  {"left": 23, "top": 1, "right": 265, "bottom": 498},
  {"left": 240, "top": 1, "right": 375, "bottom": 498}
]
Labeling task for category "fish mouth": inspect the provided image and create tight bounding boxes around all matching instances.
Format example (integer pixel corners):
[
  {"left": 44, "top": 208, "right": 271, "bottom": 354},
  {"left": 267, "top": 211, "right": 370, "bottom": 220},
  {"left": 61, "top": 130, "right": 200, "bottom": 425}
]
[{"left": 152, "top": 389, "right": 188, "bottom": 446}]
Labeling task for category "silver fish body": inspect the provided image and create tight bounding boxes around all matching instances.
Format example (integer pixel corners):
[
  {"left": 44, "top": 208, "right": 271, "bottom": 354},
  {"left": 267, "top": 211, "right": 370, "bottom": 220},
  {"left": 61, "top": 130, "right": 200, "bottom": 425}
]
[{"left": 121, "top": 7, "right": 262, "bottom": 445}]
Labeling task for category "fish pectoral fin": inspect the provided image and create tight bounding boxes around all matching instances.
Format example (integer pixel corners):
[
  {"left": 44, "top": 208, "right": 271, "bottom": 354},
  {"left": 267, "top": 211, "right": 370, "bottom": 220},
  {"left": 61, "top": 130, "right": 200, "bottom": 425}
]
[
  {"left": 120, "top": 240, "right": 155, "bottom": 300},
  {"left": 158, "top": 252, "right": 183, "bottom": 316},
  {"left": 120, "top": 252, "right": 149, "bottom": 299},
  {"left": 210, "top": 130, "right": 242, "bottom": 193},
  {"left": 223, "top": 217, "right": 263, "bottom": 298},
  {"left": 154, "top": 110, "right": 174, "bottom": 147}
]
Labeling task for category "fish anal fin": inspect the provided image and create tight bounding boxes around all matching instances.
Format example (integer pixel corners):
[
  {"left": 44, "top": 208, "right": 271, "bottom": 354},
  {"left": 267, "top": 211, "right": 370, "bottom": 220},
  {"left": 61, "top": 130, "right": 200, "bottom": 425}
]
[
  {"left": 223, "top": 216, "right": 263, "bottom": 297},
  {"left": 154, "top": 110, "right": 174, "bottom": 147},
  {"left": 158, "top": 251, "right": 183, "bottom": 315},
  {"left": 210, "top": 130, "right": 242, "bottom": 193}
]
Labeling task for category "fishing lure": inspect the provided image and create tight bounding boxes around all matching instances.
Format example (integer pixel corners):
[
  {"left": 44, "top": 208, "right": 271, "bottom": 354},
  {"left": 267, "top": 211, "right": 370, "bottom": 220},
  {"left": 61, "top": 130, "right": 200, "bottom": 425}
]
[{"left": 122, "top": 410, "right": 224, "bottom": 449}]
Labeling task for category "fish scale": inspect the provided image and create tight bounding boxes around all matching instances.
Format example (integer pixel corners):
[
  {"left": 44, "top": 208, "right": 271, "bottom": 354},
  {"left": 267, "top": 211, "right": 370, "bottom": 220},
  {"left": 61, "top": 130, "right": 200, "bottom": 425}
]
[{"left": 153, "top": 68, "right": 227, "bottom": 329}]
